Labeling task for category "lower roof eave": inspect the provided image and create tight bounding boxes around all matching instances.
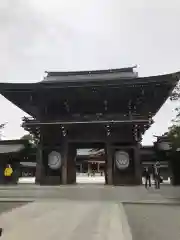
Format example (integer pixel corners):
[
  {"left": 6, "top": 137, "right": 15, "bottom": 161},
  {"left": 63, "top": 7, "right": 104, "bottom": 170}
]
[{"left": 23, "top": 119, "right": 150, "bottom": 127}]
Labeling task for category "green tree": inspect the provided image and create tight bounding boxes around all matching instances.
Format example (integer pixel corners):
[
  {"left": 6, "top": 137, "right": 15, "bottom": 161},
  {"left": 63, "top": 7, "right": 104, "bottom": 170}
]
[
  {"left": 21, "top": 117, "right": 40, "bottom": 146},
  {"left": 170, "top": 81, "right": 180, "bottom": 101},
  {"left": 21, "top": 133, "right": 38, "bottom": 147},
  {"left": 166, "top": 125, "right": 180, "bottom": 151},
  {"left": 170, "top": 82, "right": 180, "bottom": 119},
  {"left": 0, "top": 123, "right": 6, "bottom": 139},
  {"left": 166, "top": 80, "right": 180, "bottom": 150},
  {"left": 19, "top": 134, "right": 37, "bottom": 159}
]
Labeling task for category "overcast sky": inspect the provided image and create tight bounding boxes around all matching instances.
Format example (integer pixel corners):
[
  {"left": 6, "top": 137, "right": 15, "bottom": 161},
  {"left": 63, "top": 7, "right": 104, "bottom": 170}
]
[{"left": 0, "top": 0, "right": 180, "bottom": 145}]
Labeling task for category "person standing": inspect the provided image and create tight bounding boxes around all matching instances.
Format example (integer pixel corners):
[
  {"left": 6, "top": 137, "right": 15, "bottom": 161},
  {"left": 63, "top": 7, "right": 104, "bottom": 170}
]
[
  {"left": 4, "top": 164, "right": 13, "bottom": 184},
  {"left": 144, "top": 167, "right": 151, "bottom": 189}
]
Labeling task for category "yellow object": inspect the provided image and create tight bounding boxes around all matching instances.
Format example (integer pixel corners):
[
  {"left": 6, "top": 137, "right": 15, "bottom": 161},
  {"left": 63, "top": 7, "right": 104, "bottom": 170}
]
[{"left": 4, "top": 167, "right": 13, "bottom": 177}]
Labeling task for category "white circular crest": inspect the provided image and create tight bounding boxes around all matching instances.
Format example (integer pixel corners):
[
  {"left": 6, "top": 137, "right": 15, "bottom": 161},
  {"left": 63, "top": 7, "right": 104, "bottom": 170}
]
[
  {"left": 115, "top": 151, "right": 130, "bottom": 170},
  {"left": 48, "top": 151, "right": 62, "bottom": 170}
]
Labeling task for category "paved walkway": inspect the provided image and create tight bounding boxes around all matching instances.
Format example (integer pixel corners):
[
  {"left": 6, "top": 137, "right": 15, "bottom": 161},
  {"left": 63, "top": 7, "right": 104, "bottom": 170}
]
[
  {"left": 124, "top": 204, "right": 180, "bottom": 240},
  {"left": 0, "top": 178, "right": 180, "bottom": 239},
  {"left": 0, "top": 201, "right": 131, "bottom": 240},
  {"left": 0, "top": 184, "right": 178, "bottom": 204}
]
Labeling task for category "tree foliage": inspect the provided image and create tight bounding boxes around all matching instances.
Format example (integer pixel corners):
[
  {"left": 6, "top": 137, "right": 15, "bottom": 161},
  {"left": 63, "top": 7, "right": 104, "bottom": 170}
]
[
  {"left": 0, "top": 123, "right": 6, "bottom": 139},
  {"left": 167, "top": 81, "right": 180, "bottom": 150},
  {"left": 20, "top": 134, "right": 37, "bottom": 157},
  {"left": 21, "top": 117, "right": 40, "bottom": 146},
  {"left": 0, "top": 123, "right": 6, "bottom": 129},
  {"left": 21, "top": 133, "right": 38, "bottom": 147},
  {"left": 170, "top": 83, "right": 180, "bottom": 101},
  {"left": 166, "top": 125, "right": 180, "bottom": 151},
  {"left": 170, "top": 81, "right": 180, "bottom": 120}
]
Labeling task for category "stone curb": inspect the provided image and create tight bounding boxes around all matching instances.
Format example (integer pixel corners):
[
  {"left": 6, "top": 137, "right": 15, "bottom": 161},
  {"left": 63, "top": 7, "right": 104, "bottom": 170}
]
[
  {"left": 123, "top": 201, "right": 180, "bottom": 205},
  {"left": 0, "top": 199, "right": 33, "bottom": 202}
]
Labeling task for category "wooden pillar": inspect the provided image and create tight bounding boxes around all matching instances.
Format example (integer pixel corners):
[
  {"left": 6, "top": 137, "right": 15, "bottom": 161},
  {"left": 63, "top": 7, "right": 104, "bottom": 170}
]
[
  {"left": 97, "top": 163, "right": 100, "bottom": 173},
  {"left": 88, "top": 163, "right": 90, "bottom": 173},
  {"left": 67, "top": 144, "right": 76, "bottom": 184},
  {"left": 0, "top": 162, "right": 4, "bottom": 184},
  {"left": 36, "top": 126, "right": 47, "bottom": 185},
  {"left": 12, "top": 162, "right": 20, "bottom": 184},
  {"left": 112, "top": 144, "right": 141, "bottom": 185},
  {"left": 61, "top": 140, "right": 68, "bottom": 184},
  {"left": 170, "top": 153, "right": 180, "bottom": 185},
  {"left": 80, "top": 164, "right": 83, "bottom": 173},
  {"left": 35, "top": 144, "right": 43, "bottom": 184},
  {"left": 134, "top": 144, "right": 142, "bottom": 185},
  {"left": 106, "top": 142, "right": 113, "bottom": 185},
  {"left": 37, "top": 125, "right": 67, "bottom": 185}
]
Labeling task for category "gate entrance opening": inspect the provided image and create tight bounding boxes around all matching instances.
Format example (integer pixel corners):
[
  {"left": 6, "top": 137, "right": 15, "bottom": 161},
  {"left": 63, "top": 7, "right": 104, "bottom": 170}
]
[{"left": 76, "top": 148, "right": 105, "bottom": 184}]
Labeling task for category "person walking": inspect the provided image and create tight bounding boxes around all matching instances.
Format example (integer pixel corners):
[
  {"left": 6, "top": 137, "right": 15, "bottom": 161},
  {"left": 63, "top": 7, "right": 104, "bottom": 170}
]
[
  {"left": 144, "top": 167, "right": 151, "bottom": 189},
  {"left": 154, "top": 162, "right": 161, "bottom": 189}
]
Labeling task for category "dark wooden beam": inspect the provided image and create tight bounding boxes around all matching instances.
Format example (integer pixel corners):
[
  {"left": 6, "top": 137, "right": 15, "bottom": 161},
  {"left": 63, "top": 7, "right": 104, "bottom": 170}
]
[{"left": 23, "top": 119, "right": 150, "bottom": 127}]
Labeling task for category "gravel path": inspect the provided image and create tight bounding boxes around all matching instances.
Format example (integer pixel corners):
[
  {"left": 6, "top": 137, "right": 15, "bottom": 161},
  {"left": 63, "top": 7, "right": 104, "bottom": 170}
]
[{"left": 124, "top": 203, "right": 180, "bottom": 240}]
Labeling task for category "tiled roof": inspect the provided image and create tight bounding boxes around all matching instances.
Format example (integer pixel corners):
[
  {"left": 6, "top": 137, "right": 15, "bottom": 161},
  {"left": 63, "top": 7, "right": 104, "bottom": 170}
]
[{"left": 0, "top": 144, "right": 24, "bottom": 154}]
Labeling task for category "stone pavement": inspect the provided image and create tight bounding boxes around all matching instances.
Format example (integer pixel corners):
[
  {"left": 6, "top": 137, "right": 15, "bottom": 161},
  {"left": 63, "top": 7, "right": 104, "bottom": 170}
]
[
  {"left": 0, "top": 200, "right": 131, "bottom": 240},
  {"left": 124, "top": 203, "right": 180, "bottom": 240},
  {"left": 0, "top": 182, "right": 180, "bottom": 239},
  {"left": 0, "top": 184, "right": 179, "bottom": 203}
]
